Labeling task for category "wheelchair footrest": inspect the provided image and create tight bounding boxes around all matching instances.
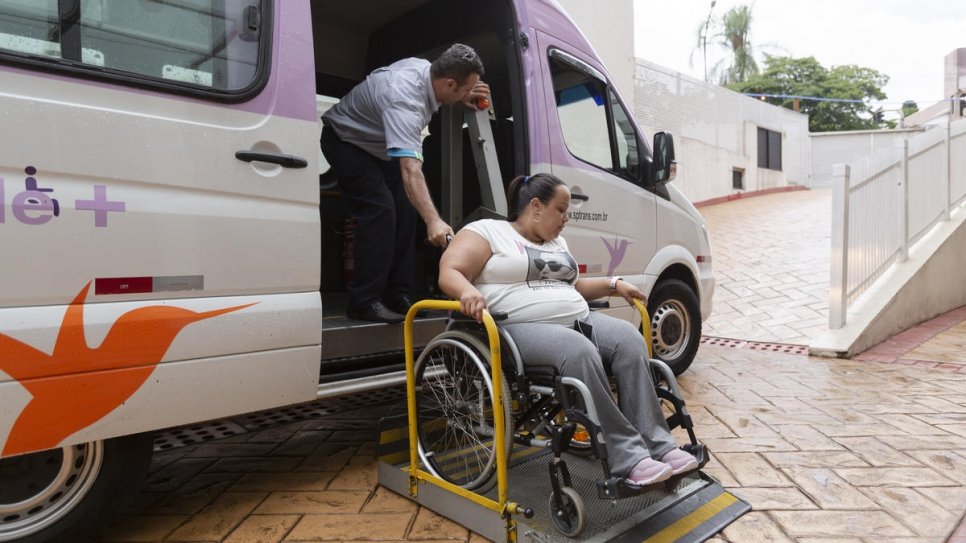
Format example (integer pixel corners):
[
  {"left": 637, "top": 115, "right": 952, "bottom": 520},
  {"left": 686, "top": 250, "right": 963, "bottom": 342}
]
[
  {"left": 685, "top": 443, "right": 710, "bottom": 470},
  {"left": 598, "top": 476, "right": 667, "bottom": 499},
  {"left": 596, "top": 443, "right": 710, "bottom": 500}
]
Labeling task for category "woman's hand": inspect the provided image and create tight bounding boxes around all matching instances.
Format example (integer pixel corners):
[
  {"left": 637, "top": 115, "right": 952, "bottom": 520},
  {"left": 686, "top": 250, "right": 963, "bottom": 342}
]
[
  {"left": 615, "top": 279, "right": 647, "bottom": 307},
  {"left": 459, "top": 288, "right": 488, "bottom": 321}
]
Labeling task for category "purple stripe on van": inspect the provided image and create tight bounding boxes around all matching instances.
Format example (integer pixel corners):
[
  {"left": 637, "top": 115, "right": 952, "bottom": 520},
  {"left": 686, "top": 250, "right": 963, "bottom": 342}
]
[
  {"left": 237, "top": 2, "right": 316, "bottom": 122},
  {"left": 522, "top": 0, "right": 621, "bottom": 175},
  {"left": 0, "top": 3, "right": 317, "bottom": 123}
]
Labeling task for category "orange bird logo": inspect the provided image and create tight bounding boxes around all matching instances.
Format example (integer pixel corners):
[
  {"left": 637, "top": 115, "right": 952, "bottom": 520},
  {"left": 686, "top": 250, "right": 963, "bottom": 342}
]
[{"left": 0, "top": 282, "right": 254, "bottom": 457}]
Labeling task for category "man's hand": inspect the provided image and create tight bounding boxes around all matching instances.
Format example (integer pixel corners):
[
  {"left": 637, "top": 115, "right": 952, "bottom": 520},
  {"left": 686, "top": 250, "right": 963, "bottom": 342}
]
[
  {"left": 427, "top": 219, "right": 455, "bottom": 248},
  {"left": 462, "top": 81, "right": 491, "bottom": 110}
]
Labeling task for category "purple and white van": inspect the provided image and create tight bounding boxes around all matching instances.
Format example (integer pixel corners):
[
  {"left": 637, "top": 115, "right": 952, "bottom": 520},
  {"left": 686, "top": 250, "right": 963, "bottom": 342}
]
[{"left": 0, "top": 1, "right": 713, "bottom": 539}]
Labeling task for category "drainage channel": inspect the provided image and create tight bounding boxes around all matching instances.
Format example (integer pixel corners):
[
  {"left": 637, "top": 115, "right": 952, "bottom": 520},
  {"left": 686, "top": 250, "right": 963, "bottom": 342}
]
[
  {"left": 153, "top": 386, "right": 407, "bottom": 452},
  {"left": 700, "top": 336, "right": 810, "bottom": 355}
]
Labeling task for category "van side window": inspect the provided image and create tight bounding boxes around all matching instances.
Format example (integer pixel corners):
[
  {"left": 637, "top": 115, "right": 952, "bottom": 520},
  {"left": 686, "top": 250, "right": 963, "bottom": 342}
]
[
  {"left": 549, "top": 52, "right": 641, "bottom": 182},
  {"left": 0, "top": 0, "right": 268, "bottom": 98}
]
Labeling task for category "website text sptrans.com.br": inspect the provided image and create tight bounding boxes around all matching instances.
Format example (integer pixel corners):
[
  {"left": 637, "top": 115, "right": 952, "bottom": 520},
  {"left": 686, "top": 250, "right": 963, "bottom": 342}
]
[{"left": 568, "top": 209, "right": 608, "bottom": 222}]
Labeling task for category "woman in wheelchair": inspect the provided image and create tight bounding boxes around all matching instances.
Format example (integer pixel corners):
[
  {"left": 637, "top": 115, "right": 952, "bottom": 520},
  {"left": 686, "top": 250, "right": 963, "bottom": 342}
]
[{"left": 438, "top": 173, "right": 699, "bottom": 488}]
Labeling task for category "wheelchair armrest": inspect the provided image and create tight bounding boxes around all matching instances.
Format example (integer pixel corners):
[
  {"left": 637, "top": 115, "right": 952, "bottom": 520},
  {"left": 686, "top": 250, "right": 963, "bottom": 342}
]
[
  {"left": 449, "top": 310, "right": 508, "bottom": 322},
  {"left": 587, "top": 300, "right": 610, "bottom": 309}
]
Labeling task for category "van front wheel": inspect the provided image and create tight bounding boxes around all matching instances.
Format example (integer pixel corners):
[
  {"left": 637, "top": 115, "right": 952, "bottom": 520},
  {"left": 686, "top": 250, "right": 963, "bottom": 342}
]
[
  {"left": 647, "top": 279, "right": 701, "bottom": 376},
  {"left": 0, "top": 433, "right": 154, "bottom": 543}
]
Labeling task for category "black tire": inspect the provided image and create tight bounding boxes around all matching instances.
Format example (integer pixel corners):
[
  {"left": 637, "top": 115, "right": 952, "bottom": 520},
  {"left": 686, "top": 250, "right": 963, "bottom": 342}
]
[
  {"left": 647, "top": 279, "right": 702, "bottom": 376},
  {"left": 549, "top": 486, "right": 585, "bottom": 537},
  {"left": 0, "top": 433, "right": 154, "bottom": 543},
  {"left": 414, "top": 331, "right": 512, "bottom": 492}
]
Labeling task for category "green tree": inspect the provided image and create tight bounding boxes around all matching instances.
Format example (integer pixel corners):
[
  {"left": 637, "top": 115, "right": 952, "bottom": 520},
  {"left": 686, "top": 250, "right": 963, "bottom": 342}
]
[
  {"left": 710, "top": 5, "right": 759, "bottom": 85},
  {"left": 729, "top": 56, "right": 889, "bottom": 132},
  {"left": 901, "top": 100, "right": 919, "bottom": 119}
]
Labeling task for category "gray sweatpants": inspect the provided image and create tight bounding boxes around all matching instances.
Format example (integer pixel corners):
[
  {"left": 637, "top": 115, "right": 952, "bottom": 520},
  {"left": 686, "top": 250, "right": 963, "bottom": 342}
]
[{"left": 503, "top": 312, "right": 677, "bottom": 477}]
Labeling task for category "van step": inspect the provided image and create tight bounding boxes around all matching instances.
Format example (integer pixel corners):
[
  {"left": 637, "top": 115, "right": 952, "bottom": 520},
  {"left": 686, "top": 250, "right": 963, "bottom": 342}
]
[{"left": 320, "top": 313, "right": 447, "bottom": 360}]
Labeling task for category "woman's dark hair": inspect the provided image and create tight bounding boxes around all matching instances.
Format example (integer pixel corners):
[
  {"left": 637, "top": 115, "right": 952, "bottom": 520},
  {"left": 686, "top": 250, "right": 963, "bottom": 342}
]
[{"left": 506, "top": 173, "right": 566, "bottom": 221}]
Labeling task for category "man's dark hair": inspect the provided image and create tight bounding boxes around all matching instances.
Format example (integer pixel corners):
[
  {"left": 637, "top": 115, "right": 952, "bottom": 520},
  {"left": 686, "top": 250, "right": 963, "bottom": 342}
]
[
  {"left": 430, "top": 43, "right": 484, "bottom": 85},
  {"left": 506, "top": 173, "right": 566, "bottom": 222}
]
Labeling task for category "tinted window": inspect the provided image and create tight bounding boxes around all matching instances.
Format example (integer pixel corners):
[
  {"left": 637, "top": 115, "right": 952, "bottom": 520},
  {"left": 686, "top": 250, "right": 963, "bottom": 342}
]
[
  {"left": 551, "top": 59, "right": 612, "bottom": 169},
  {"left": 550, "top": 53, "right": 641, "bottom": 182},
  {"left": 609, "top": 89, "right": 641, "bottom": 180},
  {"left": 0, "top": 0, "right": 267, "bottom": 97},
  {"left": 757, "top": 127, "right": 783, "bottom": 171}
]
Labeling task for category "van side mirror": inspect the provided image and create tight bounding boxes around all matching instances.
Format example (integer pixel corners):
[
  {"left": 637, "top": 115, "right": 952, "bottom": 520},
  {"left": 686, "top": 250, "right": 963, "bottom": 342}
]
[{"left": 650, "top": 132, "right": 677, "bottom": 185}]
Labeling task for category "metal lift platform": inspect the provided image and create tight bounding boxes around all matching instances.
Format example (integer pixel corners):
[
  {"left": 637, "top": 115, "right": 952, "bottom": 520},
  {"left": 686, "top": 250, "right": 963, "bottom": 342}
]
[{"left": 378, "top": 442, "right": 748, "bottom": 543}]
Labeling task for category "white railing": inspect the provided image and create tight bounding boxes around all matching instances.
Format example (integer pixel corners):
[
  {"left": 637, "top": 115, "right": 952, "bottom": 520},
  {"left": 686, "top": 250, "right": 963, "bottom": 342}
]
[{"left": 830, "top": 117, "right": 966, "bottom": 328}]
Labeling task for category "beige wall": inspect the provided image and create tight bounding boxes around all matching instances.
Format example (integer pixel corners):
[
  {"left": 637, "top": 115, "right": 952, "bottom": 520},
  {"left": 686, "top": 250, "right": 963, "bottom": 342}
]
[{"left": 555, "top": 0, "right": 635, "bottom": 103}]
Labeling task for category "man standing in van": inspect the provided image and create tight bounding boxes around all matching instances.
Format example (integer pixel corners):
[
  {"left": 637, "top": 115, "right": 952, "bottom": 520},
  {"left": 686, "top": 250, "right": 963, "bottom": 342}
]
[{"left": 321, "top": 43, "right": 489, "bottom": 323}]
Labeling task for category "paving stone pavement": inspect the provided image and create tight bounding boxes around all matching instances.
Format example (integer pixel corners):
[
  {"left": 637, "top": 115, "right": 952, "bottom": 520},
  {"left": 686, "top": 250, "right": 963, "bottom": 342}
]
[
  {"left": 699, "top": 189, "right": 832, "bottom": 346},
  {"left": 97, "top": 189, "right": 966, "bottom": 542}
]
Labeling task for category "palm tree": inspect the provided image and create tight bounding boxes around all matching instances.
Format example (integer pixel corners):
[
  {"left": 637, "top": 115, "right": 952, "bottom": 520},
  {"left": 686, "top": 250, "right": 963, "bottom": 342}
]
[{"left": 709, "top": 5, "right": 759, "bottom": 85}]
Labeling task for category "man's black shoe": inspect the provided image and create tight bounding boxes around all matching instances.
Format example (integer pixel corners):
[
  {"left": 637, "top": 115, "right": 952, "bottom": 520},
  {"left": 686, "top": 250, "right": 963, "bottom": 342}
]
[
  {"left": 346, "top": 301, "right": 405, "bottom": 323},
  {"left": 386, "top": 294, "right": 416, "bottom": 315}
]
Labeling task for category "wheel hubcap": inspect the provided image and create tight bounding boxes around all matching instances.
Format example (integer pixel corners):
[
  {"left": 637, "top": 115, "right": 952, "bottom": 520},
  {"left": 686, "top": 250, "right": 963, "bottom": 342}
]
[
  {"left": 650, "top": 299, "right": 691, "bottom": 360},
  {"left": 0, "top": 442, "right": 103, "bottom": 541}
]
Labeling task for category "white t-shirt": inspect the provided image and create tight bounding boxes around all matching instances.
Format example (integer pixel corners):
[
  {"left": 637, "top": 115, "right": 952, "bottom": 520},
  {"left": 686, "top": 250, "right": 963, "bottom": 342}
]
[{"left": 464, "top": 219, "right": 590, "bottom": 326}]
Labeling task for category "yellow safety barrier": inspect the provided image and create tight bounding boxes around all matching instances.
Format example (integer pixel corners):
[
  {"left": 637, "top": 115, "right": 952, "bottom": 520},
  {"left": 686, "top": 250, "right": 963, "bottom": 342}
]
[{"left": 403, "top": 300, "right": 521, "bottom": 541}]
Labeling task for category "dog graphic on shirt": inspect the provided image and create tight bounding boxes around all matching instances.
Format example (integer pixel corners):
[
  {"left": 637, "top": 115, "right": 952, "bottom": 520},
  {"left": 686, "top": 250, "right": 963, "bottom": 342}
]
[{"left": 525, "top": 246, "right": 578, "bottom": 283}]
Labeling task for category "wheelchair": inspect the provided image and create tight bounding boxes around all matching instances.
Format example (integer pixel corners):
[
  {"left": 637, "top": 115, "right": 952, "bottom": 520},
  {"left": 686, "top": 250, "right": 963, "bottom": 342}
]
[{"left": 409, "top": 299, "right": 708, "bottom": 537}]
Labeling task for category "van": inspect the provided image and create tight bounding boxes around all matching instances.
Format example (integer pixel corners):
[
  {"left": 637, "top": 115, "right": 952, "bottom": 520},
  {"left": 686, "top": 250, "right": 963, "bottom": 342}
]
[{"left": 0, "top": 0, "right": 713, "bottom": 540}]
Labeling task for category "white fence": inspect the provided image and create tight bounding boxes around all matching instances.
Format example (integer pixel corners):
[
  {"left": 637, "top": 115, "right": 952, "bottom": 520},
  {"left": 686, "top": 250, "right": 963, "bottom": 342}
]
[{"left": 830, "top": 118, "right": 966, "bottom": 328}]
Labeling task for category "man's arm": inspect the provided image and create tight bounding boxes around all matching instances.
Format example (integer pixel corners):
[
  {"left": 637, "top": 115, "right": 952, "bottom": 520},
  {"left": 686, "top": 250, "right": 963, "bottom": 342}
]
[{"left": 399, "top": 157, "right": 454, "bottom": 247}]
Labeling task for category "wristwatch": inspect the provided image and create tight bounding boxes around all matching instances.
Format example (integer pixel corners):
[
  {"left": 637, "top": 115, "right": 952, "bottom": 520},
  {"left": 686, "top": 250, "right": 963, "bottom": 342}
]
[{"left": 608, "top": 276, "right": 623, "bottom": 293}]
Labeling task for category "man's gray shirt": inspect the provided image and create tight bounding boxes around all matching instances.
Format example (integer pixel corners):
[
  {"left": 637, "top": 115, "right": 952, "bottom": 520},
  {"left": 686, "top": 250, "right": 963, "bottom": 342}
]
[{"left": 322, "top": 58, "right": 439, "bottom": 161}]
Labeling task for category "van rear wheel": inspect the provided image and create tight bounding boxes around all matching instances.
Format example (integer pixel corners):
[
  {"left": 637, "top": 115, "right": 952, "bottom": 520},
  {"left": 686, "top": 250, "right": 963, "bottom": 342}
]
[
  {"left": 647, "top": 279, "right": 701, "bottom": 376},
  {"left": 0, "top": 433, "right": 154, "bottom": 543}
]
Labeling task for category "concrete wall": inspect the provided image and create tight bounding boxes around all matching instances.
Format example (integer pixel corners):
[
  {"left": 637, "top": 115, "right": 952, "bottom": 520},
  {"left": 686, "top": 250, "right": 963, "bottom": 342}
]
[
  {"left": 810, "top": 128, "right": 925, "bottom": 187},
  {"left": 634, "top": 59, "right": 810, "bottom": 203}
]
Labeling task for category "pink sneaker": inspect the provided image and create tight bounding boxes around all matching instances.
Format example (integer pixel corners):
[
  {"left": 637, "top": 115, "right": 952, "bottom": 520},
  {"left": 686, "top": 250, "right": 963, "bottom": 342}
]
[
  {"left": 661, "top": 448, "right": 699, "bottom": 475},
  {"left": 626, "top": 457, "right": 673, "bottom": 486}
]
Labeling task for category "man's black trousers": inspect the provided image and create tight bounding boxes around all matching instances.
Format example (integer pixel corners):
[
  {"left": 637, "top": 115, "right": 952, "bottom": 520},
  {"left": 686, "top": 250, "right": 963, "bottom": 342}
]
[{"left": 320, "top": 125, "right": 416, "bottom": 309}]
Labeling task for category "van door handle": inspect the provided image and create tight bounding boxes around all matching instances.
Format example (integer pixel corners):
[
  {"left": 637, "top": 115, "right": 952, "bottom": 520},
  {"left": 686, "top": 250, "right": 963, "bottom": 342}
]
[{"left": 235, "top": 151, "right": 308, "bottom": 168}]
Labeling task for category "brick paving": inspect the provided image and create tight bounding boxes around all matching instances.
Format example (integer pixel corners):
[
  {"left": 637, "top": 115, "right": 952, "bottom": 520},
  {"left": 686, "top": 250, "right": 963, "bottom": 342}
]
[
  {"left": 699, "top": 189, "right": 832, "bottom": 346},
  {"left": 99, "top": 188, "right": 966, "bottom": 542}
]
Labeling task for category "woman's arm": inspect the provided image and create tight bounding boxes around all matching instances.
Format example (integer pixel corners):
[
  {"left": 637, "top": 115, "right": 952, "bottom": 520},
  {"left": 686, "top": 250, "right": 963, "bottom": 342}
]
[
  {"left": 439, "top": 229, "right": 493, "bottom": 321},
  {"left": 575, "top": 276, "right": 648, "bottom": 306}
]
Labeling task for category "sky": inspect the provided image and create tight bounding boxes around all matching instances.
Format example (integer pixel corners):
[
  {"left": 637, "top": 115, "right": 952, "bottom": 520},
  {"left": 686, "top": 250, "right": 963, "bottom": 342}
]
[{"left": 633, "top": 0, "right": 966, "bottom": 119}]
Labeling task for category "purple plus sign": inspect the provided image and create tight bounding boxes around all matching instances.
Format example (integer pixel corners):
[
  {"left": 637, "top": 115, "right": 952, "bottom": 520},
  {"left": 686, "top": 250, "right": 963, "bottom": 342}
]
[{"left": 75, "top": 185, "right": 125, "bottom": 227}]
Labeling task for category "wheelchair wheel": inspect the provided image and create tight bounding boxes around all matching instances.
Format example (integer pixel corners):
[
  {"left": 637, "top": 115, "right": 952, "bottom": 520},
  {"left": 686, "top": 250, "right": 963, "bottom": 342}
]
[
  {"left": 414, "top": 331, "right": 512, "bottom": 491},
  {"left": 549, "top": 486, "right": 585, "bottom": 537}
]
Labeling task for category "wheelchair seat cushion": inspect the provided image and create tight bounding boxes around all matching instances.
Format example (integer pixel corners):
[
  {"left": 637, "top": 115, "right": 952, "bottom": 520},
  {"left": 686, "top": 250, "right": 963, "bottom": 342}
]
[{"left": 525, "top": 364, "right": 559, "bottom": 386}]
